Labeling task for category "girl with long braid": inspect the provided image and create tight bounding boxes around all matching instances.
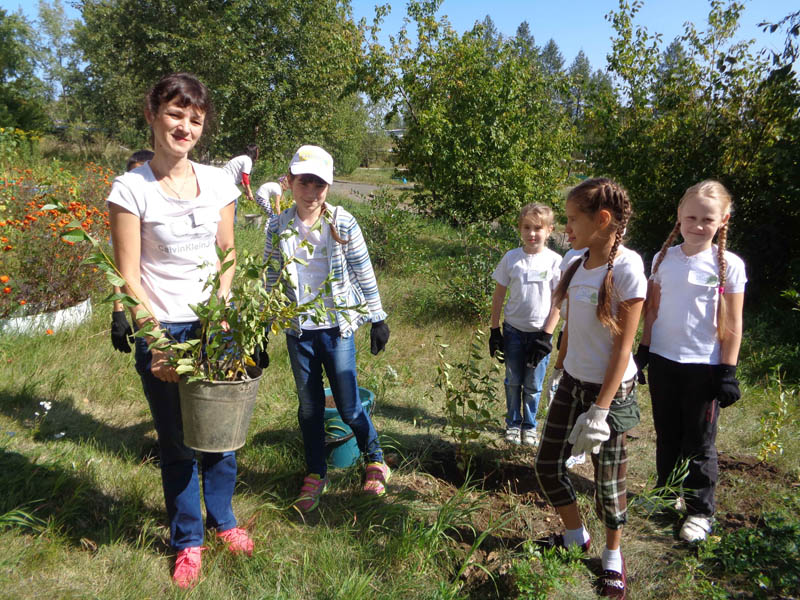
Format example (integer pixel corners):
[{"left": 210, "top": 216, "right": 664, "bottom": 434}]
[
  {"left": 534, "top": 178, "right": 646, "bottom": 599},
  {"left": 634, "top": 180, "right": 745, "bottom": 543}
]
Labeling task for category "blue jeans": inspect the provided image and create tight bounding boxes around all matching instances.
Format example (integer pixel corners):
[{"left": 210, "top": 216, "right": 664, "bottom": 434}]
[
  {"left": 503, "top": 322, "right": 550, "bottom": 430},
  {"left": 135, "top": 321, "right": 238, "bottom": 550},
  {"left": 286, "top": 327, "right": 383, "bottom": 478}
]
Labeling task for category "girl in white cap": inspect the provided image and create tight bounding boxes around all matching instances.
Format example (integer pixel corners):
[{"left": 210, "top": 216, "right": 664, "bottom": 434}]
[{"left": 262, "top": 145, "right": 391, "bottom": 513}]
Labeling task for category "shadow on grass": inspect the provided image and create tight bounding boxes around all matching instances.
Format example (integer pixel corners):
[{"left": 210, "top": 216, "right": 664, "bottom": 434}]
[
  {"left": 0, "top": 448, "right": 168, "bottom": 553},
  {"left": 0, "top": 385, "right": 158, "bottom": 462}
]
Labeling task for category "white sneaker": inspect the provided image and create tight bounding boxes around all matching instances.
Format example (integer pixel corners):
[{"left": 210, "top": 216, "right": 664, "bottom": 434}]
[
  {"left": 565, "top": 452, "right": 586, "bottom": 469},
  {"left": 680, "top": 515, "right": 712, "bottom": 542},
  {"left": 505, "top": 427, "right": 521, "bottom": 445},
  {"left": 521, "top": 429, "right": 539, "bottom": 447}
]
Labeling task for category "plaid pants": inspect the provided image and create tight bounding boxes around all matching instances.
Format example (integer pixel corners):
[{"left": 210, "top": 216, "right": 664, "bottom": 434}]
[{"left": 534, "top": 372, "right": 637, "bottom": 530}]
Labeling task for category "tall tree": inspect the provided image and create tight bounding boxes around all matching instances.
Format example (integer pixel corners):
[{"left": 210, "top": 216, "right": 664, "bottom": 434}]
[
  {"left": 539, "top": 38, "right": 564, "bottom": 75},
  {"left": 361, "top": 0, "right": 574, "bottom": 224},
  {"left": 36, "top": 0, "right": 83, "bottom": 122},
  {"left": 73, "top": 0, "right": 366, "bottom": 165},
  {"left": 0, "top": 9, "right": 48, "bottom": 129}
]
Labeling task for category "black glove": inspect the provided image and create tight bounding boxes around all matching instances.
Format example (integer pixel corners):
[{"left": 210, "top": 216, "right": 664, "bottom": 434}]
[
  {"left": 370, "top": 320, "right": 390, "bottom": 355},
  {"left": 253, "top": 343, "right": 269, "bottom": 369},
  {"left": 633, "top": 343, "right": 650, "bottom": 384},
  {"left": 489, "top": 327, "right": 504, "bottom": 362},
  {"left": 110, "top": 310, "right": 133, "bottom": 353},
  {"left": 713, "top": 364, "right": 741, "bottom": 408},
  {"left": 526, "top": 331, "right": 553, "bottom": 368}
]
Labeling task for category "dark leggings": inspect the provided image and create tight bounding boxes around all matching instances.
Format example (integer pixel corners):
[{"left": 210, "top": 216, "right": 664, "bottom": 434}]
[{"left": 648, "top": 353, "right": 719, "bottom": 517}]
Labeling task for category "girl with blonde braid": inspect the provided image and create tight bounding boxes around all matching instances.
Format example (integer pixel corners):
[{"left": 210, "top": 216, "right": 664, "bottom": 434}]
[
  {"left": 634, "top": 180, "right": 746, "bottom": 543},
  {"left": 534, "top": 178, "right": 646, "bottom": 599}
]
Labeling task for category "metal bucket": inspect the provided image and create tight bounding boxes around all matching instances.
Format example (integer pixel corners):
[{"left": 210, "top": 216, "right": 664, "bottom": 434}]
[
  {"left": 324, "top": 386, "right": 375, "bottom": 469},
  {"left": 178, "top": 366, "right": 263, "bottom": 452}
]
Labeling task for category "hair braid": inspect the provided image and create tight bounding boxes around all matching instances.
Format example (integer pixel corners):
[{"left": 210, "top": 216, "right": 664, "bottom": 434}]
[
  {"left": 716, "top": 222, "right": 729, "bottom": 341},
  {"left": 652, "top": 221, "right": 681, "bottom": 277},
  {"left": 322, "top": 201, "right": 349, "bottom": 245}
]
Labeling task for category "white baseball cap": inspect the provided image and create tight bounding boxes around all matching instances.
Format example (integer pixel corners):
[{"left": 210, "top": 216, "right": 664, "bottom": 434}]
[{"left": 289, "top": 145, "right": 334, "bottom": 185}]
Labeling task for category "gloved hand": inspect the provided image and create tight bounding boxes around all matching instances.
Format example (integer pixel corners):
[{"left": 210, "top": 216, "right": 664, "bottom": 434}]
[
  {"left": 489, "top": 327, "right": 504, "bottom": 362},
  {"left": 526, "top": 331, "right": 553, "bottom": 368},
  {"left": 633, "top": 343, "right": 650, "bottom": 384},
  {"left": 370, "top": 320, "right": 390, "bottom": 355},
  {"left": 713, "top": 364, "right": 741, "bottom": 408},
  {"left": 111, "top": 310, "right": 133, "bottom": 353},
  {"left": 543, "top": 366, "right": 564, "bottom": 406},
  {"left": 568, "top": 404, "right": 611, "bottom": 455},
  {"left": 253, "top": 343, "right": 270, "bottom": 369}
]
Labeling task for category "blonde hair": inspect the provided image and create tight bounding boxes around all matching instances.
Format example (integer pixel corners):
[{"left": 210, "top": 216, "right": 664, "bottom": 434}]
[
  {"left": 650, "top": 180, "right": 732, "bottom": 341},
  {"left": 519, "top": 203, "right": 554, "bottom": 228},
  {"left": 552, "top": 178, "right": 632, "bottom": 334}
]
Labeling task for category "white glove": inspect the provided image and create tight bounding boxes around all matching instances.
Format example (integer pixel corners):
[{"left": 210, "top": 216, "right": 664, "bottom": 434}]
[
  {"left": 543, "top": 367, "right": 563, "bottom": 406},
  {"left": 568, "top": 404, "right": 610, "bottom": 455}
]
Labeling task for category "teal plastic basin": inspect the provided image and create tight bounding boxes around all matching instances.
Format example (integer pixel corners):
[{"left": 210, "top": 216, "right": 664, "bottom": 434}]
[{"left": 324, "top": 386, "right": 375, "bottom": 468}]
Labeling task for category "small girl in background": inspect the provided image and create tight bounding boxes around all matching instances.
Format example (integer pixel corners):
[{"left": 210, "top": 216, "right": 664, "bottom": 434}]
[
  {"left": 534, "top": 178, "right": 646, "bottom": 599},
  {"left": 255, "top": 180, "right": 283, "bottom": 220},
  {"left": 489, "top": 204, "right": 561, "bottom": 447},
  {"left": 634, "top": 180, "right": 745, "bottom": 543}
]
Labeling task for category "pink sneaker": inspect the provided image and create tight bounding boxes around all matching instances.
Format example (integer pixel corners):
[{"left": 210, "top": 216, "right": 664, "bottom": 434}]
[
  {"left": 172, "top": 546, "right": 205, "bottom": 589},
  {"left": 217, "top": 527, "right": 254, "bottom": 556},
  {"left": 293, "top": 474, "right": 329, "bottom": 513},
  {"left": 363, "top": 462, "right": 391, "bottom": 496}
]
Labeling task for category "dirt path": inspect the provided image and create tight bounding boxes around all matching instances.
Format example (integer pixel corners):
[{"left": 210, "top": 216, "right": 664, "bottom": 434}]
[{"left": 330, "top": 179, "right": 413, "bottom": 201}]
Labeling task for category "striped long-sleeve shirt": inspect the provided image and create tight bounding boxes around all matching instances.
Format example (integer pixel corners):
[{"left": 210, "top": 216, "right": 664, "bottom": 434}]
[{"left": 263, "top": 204, "right": 387, "bottom": 338}]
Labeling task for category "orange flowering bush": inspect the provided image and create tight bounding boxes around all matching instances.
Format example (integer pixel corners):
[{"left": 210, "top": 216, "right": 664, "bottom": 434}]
[{"left": 0, "top": 162, "right": 112, "bottom": 318}]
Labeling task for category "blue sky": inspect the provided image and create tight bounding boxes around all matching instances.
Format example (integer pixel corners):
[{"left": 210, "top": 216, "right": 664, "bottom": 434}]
[
  {"left": 349, "top": 0, "right": 795, "bottom": 71},
  {"left": 2, "top": 0, "right": 795, "bottom": 72}
]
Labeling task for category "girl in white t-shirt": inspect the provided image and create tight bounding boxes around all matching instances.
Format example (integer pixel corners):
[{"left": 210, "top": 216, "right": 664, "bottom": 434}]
[
  {"left": 107, "top": 73, "right": 252, "bottom": 589},
  {"left": 489, "top": 203, "right": 561, "bottom": 447},
  {"left": 533, "top": 178, "right": 646, "bottom": 599},
  {"left": 635, "top": 180, "right": 746, "bottom": 543}
]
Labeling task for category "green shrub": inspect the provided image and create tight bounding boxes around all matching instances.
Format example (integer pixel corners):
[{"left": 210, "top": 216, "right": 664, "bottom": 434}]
[
  {"left": 354, "top": 188, "right": 420, "bottom": 274},
  {"left": 702, "top": 512, "right": 800, "bottom": 598}
]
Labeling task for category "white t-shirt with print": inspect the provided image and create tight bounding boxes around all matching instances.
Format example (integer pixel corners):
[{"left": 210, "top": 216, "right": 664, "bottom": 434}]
[
  {"left": 106, "top": 162, "right": 239, "bottom": 323},
  {"left": 492, "top": 247, "right": 562, "bottom": 331},
  {"left": 222, "top": 155, "right": 253, "bottom": 185},
  {"left": 294, "top": 219, "right": 336, "bottom": 329},
  {"left": 649, "top": 244, "right": 747, "bottom": 364},
  {"left": 563, "top": 246, "right": 647, "bottom": 384}
]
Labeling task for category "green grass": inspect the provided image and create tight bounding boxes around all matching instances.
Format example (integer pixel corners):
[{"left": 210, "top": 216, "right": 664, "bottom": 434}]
[{"left": 0, "top": 192, "right": 798, "bottom": 598}]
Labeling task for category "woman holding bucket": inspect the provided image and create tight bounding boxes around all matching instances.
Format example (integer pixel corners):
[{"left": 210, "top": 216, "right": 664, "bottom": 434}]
[
  {"left": 107, "top": 72, "right": 253, "bottom": 589},
  {"left": 263, "top": 145, "right": 391, "bottom": 513}
]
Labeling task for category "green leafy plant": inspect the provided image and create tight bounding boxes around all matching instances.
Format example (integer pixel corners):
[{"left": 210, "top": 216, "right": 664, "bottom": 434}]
[
  {"left": 631, "top": 457, "right": 691, "bottom": 516},
  {"left": 61, "top": 211, "right": 364, "bottom": 382},
  {"left": 701, "top": 512, "right": 800, "bottom": 598},
  {"left": 355, "top": 187, "right": 419, "bottom": 273},
  {"left": 512, "top": 542, "right": 585, "bottom": 600},
  {"left": 757, "top": 369, "right": 797, "bottom": 463},
  {"left": 435, "top": 329, "right": 502, "bottom": 469},
  {"left": 437, "top": 224, "right": 506, "bottom": 321}
]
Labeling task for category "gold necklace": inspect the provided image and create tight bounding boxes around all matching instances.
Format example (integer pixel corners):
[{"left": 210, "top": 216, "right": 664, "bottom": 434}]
[{"left": 158, "top": 162, "right": 193, "bottom": 199}]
